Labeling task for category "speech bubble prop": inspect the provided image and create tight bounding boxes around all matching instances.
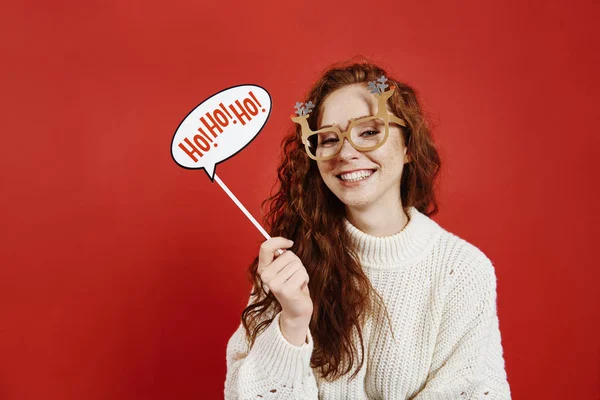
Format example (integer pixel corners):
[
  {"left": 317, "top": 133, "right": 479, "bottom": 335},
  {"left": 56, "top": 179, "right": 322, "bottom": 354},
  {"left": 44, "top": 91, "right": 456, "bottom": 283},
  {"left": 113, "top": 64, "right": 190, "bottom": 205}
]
[
  {"left": 171, "top": 85, "right": 285, "bottom": 258},
  {"left": 171, "top": 84, "right": 271, "bottom": 181}
]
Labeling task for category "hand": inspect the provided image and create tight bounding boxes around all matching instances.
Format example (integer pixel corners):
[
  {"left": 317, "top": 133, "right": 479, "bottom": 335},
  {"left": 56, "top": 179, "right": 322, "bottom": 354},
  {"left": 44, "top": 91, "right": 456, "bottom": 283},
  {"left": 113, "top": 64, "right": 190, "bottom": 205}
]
[{"left": 257, "top": 237, "right": 313, "bottom": 345}]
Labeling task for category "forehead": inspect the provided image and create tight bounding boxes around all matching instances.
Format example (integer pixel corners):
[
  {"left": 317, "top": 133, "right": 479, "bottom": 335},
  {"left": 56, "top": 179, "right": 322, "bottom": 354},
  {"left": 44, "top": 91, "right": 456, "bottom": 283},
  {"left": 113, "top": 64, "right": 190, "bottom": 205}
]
[{"left": 318, "top": 84, "right": 378, "bottom": 129}]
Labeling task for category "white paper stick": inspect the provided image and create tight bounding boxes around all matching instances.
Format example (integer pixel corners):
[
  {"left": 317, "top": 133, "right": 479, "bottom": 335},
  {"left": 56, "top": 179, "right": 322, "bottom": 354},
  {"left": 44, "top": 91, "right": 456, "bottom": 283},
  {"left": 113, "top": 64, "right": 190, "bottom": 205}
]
[{"left": 214, "top": 174, "right": 284, "bottom": 256}]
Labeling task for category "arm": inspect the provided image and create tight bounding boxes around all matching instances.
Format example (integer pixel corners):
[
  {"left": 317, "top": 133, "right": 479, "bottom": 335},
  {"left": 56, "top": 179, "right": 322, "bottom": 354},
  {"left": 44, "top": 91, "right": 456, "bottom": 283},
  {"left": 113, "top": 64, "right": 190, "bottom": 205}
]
[
  {"left": 412, "top": 253, "right": 511, "bottom": 400},
  {"left": 224, "top": 300, "right": 319, "bottom": 400}
]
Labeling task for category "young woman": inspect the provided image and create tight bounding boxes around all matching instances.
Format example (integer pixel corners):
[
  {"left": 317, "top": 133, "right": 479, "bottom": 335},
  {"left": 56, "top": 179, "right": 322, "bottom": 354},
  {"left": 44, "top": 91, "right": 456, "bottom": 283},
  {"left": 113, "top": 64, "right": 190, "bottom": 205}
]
[{"left": 224, "top": 59, "right": 511, "bottom": 399}]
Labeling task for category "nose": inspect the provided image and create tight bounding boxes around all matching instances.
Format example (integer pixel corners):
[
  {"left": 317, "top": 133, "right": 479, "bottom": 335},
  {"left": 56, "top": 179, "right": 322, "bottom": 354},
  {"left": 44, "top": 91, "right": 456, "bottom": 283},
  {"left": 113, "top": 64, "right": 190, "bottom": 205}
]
[{"left": 337, "top": 137, "right": 360, "bottom": 159}]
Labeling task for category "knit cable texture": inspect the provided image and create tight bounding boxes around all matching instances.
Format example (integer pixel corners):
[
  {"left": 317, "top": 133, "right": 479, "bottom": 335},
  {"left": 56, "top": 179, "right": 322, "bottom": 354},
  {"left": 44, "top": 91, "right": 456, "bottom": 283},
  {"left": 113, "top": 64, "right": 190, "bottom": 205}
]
[{"left": 224, "top": 206, "right": 511, "bottom": 399}]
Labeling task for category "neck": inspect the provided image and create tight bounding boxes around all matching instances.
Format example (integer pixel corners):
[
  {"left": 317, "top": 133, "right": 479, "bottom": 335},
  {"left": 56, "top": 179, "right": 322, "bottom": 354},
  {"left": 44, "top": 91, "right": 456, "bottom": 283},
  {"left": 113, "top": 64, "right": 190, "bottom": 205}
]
[
  {"left": 342, "top": 206, "right": 443, "bottom": 269},
  {"left": 345, "top": 201, "right": 409, "bottom": 237}
]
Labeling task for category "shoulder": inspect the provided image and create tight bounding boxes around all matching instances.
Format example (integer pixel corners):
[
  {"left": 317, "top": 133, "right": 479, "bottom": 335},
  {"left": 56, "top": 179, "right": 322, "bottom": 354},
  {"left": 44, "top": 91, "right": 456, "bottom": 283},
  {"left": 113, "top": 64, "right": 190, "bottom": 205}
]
[
  {"left": 414, "top": 208, "right": 495, "bottom": 279},
  {"left": 433, "top": 228, "right": 497, "bottom": 293}
]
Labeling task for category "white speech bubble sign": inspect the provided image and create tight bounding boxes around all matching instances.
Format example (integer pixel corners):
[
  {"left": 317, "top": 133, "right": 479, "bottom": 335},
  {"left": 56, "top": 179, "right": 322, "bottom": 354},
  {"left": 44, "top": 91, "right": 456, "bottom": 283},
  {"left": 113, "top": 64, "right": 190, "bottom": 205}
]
[
  {"left": 170, "top": 84, "right": 287, "bottom": 261},
  {"left": 171, "top": 84, "right": 272, "bottom": 181}
]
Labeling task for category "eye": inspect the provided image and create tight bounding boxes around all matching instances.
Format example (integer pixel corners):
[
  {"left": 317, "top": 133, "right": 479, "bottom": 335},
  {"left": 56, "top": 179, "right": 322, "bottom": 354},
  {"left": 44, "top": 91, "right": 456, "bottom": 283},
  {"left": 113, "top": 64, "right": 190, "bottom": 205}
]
[
  {"left": 317, "top": 132, "right": 339, "bottom": 146},
  {"left": 360, "top": 129, "right": 380, "bottom": 137},
  {"left": 321, "top": 137, "right": 339, "bottom": 145}
]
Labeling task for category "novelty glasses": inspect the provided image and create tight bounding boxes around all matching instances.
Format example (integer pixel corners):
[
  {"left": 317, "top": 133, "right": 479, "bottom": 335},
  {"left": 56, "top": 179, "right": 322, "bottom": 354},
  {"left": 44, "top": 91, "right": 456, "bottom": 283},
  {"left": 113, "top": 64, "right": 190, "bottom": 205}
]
[{"left": 291, "top": 81, "right": 407, "bottom": 161}]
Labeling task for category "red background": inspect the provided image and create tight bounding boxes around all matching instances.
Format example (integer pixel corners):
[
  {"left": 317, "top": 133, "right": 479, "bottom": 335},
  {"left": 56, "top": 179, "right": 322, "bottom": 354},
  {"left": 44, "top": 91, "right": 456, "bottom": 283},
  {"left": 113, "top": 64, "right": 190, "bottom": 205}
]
[{"left": 1, "top": 0, "right": 599, "bottom": 399}]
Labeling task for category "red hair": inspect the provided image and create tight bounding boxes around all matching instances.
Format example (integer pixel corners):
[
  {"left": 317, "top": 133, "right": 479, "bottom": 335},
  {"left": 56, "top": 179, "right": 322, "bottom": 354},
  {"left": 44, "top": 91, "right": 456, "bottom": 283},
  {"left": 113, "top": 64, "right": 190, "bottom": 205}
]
[{"left": 242, "top": 57, "right": 442, "bottom": 381}]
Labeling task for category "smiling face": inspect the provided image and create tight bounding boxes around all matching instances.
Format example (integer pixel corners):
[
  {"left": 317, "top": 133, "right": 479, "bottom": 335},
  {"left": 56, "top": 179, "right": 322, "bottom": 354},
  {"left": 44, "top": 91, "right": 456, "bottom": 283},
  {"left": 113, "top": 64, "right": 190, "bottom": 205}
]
[{"left": 316, "top": 83, "right": 409, "bottom": 212}]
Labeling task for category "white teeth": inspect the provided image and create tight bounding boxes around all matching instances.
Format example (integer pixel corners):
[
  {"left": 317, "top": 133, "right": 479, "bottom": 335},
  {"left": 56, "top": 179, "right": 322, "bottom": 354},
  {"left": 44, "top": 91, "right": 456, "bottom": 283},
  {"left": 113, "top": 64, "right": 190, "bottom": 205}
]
[{"left": 339, "top": 170, "right": 374, "bottom": 182}]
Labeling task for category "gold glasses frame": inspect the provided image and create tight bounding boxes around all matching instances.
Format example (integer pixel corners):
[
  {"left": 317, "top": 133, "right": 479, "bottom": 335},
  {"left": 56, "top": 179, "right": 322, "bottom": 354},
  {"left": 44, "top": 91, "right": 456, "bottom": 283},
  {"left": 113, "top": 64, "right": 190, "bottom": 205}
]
[{"left": 291, "top": 86, "right": 407, "bottom": 161}]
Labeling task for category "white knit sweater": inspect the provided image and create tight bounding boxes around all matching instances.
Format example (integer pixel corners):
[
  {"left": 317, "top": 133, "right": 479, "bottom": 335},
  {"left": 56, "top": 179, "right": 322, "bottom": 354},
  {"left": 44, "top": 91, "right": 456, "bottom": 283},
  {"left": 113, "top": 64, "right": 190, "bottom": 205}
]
[{"left": 225, "top": 206, "right": 511, "bottom": 399}]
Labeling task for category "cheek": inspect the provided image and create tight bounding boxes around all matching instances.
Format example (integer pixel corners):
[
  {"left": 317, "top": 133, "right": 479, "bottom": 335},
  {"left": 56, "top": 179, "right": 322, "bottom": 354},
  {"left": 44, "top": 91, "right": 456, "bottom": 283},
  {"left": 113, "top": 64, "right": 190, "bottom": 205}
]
[
  {"left": 375, "top": 151, "right": 405, "bottom": 177},
  {"left": 316, "top": 165, "right": 330, "bottom": 183},
  {"left": 317, "top": 162, "right": 334, "bottom": 176},
  {"left": 379, "top": 138, "right": 406, "bottom": 166}
]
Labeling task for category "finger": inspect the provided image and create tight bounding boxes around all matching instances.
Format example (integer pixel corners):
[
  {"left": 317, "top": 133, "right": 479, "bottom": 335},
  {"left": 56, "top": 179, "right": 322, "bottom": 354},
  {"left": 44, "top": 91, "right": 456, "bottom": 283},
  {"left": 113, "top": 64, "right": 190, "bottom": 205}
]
[
  {"left": 269, "top": 260, "right": 303, "bottom": 289},
  {"left": 259, "top": 250, "right": 296, "bottom": 283},
  {"left": 258, "top": 237, "right": 294, "bottom": 273},
  {"left": 300, "top": 279, "right": 309, "bottom": 291},
  {"left": 283, "top": 268, "right": 309, "bottom": 292}
]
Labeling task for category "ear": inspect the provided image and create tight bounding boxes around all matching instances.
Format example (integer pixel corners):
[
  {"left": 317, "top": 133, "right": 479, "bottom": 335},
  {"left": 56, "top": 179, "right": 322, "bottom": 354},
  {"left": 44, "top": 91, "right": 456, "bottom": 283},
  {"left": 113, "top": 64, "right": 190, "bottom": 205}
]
[{"left": 403, "top": 148, "right": 411, "bottom": 164}]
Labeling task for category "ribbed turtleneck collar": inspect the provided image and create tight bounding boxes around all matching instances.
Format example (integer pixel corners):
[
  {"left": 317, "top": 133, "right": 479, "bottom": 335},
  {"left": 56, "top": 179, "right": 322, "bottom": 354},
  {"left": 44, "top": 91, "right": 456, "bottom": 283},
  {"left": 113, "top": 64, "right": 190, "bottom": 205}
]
[{"left": 343, "top": 206, "right": 444, "bottom": 269}]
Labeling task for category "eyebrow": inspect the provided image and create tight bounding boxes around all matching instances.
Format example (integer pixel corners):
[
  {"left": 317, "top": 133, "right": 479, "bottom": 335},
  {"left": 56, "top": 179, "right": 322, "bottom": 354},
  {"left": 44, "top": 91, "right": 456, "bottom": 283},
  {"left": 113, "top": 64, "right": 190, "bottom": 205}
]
[{"left": 318, "top": 114, "right": 372, "bottom": 130}]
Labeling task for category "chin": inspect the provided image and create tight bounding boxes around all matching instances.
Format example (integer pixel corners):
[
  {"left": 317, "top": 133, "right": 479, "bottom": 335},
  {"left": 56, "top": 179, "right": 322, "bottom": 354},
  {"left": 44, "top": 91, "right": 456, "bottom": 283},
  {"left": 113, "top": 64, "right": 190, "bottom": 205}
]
[
  {"left": 335, "top": 193, "right": 375, "bottom": 209},
  {"left": 323, "top": 179, "right": 374, "bottom": 204}
]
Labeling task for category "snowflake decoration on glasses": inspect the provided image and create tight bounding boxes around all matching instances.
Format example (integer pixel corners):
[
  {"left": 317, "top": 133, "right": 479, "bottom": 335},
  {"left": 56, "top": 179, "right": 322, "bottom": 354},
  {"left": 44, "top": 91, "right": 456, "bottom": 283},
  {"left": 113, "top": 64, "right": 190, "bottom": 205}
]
[
  {"left": 294, "top": 100, "right": 315, "bottom": 117},
  {"left": 293, "top": 75, "right": 390, "bottom": 117},
  {"left": 368, "top": 75, "right": 389, "bottom": 95}
]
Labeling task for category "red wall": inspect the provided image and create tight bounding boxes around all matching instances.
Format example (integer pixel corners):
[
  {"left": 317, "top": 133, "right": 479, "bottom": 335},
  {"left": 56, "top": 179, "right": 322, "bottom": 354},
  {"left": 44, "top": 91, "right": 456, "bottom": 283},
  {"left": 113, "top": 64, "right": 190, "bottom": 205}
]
[{"left": 1, "top": 0, "right": 598, "bottom": 399}]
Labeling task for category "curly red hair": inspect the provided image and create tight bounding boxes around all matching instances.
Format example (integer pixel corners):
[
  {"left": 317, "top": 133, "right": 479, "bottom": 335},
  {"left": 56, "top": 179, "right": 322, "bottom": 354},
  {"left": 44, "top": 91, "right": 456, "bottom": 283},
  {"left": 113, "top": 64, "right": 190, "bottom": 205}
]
[{"left": 242, "top": 57, "right": 442, "bottom": 381}]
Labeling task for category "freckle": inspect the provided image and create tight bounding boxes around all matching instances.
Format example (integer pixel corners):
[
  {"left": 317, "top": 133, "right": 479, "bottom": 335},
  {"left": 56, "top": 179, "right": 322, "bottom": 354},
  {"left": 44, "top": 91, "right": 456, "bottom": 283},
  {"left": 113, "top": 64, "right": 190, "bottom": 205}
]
[
  {"left": 270, "top": 389, "right": 277, "bottom": 393},
  {"left": 484, "top": 392, "right": 489, "bottom": 395}
]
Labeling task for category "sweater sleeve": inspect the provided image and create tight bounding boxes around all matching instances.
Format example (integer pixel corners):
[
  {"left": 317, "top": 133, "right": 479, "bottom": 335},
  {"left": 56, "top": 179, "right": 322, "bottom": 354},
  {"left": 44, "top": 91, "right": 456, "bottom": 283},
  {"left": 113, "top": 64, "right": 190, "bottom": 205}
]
[
  {"left": 412, "top": 252, "right": 511, "bottom": 400},
  {"left": 224, "top": 300, "right": 319, "bottom": 400}
]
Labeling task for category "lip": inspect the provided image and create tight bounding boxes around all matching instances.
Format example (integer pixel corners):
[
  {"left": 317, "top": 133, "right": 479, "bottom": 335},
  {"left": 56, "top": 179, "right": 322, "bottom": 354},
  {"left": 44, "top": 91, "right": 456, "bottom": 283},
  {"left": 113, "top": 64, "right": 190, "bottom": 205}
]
[
  {"left": 335, "top": 168, "right": 377, "bottom": 176},
  {"left": 336, "top": 169, "right": 376, "bottom": 186}
]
